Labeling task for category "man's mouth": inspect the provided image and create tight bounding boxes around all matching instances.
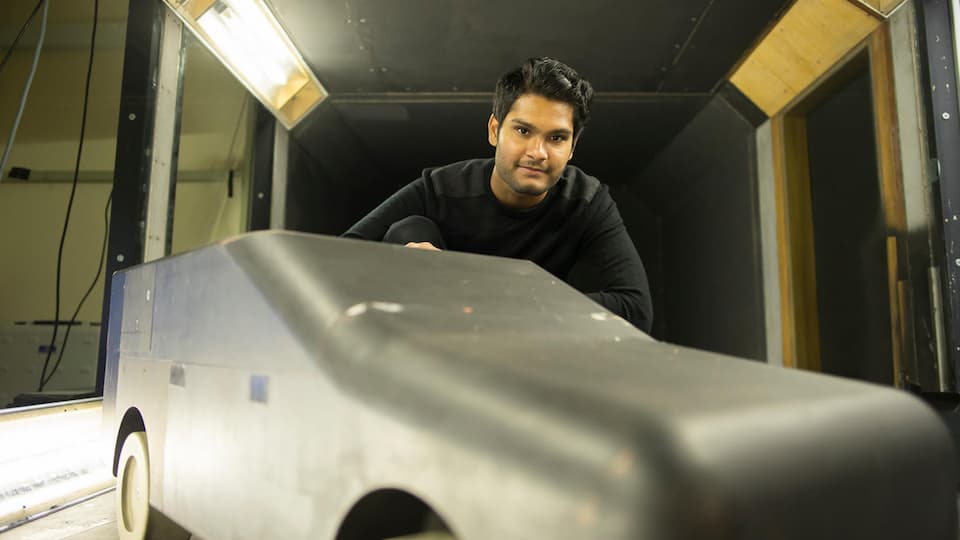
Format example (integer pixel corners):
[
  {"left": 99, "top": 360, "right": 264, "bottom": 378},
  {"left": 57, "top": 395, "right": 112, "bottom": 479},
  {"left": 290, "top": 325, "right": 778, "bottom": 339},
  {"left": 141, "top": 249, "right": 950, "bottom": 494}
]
[{"left": 518, "top": 165, "right": 546, "bottom": 173}]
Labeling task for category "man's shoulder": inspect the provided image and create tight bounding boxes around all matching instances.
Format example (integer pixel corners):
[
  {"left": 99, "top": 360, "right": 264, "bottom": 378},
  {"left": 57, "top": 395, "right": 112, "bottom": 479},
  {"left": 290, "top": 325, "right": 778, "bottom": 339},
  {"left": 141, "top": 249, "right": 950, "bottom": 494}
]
[
  {"left": 423, "top": 158, "right": 492, "bottom": 198},
  {"left": 555, "top": 164, "right": 607, "bottom": 203}
]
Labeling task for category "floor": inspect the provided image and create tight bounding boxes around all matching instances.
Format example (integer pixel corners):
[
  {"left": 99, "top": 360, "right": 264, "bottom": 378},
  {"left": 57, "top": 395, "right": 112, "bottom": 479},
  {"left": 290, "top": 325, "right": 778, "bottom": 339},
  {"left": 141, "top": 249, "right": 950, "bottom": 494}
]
[
  {"left": 0, "top": 492, "right": 453, "bottom": 540},
  {"left": 0, "top": 491, "right": 117, "bottom": 540}
]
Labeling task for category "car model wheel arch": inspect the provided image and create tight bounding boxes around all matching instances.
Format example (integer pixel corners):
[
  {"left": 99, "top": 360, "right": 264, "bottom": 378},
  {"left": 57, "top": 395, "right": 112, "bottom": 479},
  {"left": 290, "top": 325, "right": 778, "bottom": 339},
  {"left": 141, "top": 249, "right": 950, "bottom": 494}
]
[
  {"left": 113, "top": 407, "right": 146, "bottom": 476},
  {"left": 335, "top": 487, "right": 457, "bottom": 540}
]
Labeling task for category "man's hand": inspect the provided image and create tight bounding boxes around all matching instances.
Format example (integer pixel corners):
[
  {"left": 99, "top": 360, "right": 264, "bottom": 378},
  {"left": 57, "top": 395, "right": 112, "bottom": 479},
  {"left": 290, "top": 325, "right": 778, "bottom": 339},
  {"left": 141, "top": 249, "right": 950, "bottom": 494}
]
[{"left": 405, "top": 241, "right": 441, "bottom": 251}]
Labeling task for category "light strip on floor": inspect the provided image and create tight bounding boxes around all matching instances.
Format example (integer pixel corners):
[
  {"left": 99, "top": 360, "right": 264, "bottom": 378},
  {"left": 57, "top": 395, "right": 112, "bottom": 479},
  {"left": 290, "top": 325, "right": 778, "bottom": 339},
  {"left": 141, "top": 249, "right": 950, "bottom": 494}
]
[{"left": 0, "top": 400, "right": 114, "bottom": 531}]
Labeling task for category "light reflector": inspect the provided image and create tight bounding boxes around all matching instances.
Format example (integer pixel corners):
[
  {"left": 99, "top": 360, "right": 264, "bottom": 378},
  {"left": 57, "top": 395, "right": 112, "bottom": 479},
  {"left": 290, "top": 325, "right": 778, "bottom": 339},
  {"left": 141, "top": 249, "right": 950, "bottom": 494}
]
[{"left": 164, "top": 0, "right": 327, "bottom": 129}]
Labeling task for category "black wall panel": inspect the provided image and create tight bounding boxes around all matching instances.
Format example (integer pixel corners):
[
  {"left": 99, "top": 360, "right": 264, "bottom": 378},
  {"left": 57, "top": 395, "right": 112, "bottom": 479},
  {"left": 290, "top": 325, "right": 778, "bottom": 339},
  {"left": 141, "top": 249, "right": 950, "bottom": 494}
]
[
  {"left": 286, "top": 102, "right": 395, "bottom": 235},
  {"left": 634, "top": 96, "right": 764, "bottom": 360},
  {"left": 806, "top": 71, "right": 892, "bottom": 385}
]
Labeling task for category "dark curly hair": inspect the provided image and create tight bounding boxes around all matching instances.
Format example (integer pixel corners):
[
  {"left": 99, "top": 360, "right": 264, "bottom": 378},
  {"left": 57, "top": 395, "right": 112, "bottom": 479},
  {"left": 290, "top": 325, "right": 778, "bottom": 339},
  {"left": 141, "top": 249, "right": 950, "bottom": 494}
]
[{"left": 492, "top": 57, "right": 594, "bottom": 139}]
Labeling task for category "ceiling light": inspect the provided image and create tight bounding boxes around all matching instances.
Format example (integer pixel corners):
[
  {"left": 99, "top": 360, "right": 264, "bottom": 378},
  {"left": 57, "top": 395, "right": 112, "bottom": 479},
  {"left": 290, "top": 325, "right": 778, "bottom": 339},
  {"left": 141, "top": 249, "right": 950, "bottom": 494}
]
[{"left": 163, "top": 0, "right": 327, "bottom": 129}]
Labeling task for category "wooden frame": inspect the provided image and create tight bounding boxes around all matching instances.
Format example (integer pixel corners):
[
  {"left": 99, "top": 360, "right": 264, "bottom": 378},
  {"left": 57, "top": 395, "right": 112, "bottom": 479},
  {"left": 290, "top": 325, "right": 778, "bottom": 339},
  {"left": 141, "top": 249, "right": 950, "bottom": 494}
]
[
  {"left": 772, "top": 114, "right": 821, "bottom": 370},
  {"left": 730, "top": 0, "right": 881, "bottom": 117},
  {"left": 770, "top": 22, "right": 910, "bottom": 384}
]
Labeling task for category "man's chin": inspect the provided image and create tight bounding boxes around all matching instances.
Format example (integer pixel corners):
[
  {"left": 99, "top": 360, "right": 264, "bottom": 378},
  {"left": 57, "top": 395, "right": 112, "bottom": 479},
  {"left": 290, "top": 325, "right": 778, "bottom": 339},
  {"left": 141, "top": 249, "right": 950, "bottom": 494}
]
[
  {"left": 512, "top": 182, "right": 548, "bottom": 197},
  {"left": 508, "top": 176, "right": 551, "bottom": 195}
]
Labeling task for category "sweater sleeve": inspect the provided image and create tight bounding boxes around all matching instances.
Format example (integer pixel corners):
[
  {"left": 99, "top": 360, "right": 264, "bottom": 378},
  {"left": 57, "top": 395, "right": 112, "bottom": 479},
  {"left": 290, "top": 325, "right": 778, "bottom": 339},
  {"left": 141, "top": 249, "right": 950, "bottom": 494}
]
[
  {"left": 342, "top": 177, "right": 428, "bottom": 240},
  {"left": 577, "top": 191, "right": 653, "bottom": 333}
]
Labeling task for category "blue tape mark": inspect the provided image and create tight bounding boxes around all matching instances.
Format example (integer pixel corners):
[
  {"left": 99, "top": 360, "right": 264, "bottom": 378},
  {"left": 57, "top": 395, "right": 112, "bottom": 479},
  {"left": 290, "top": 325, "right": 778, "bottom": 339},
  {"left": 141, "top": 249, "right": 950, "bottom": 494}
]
[{"left": 250, "top": 375, "right": 269, "bottom": 403}]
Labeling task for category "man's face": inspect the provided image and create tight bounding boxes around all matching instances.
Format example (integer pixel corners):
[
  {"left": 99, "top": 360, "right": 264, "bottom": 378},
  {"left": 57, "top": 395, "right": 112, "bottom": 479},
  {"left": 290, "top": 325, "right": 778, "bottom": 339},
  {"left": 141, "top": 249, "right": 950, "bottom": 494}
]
[{"left": 488, "top": 93, "right": 576, "bottom": 208}]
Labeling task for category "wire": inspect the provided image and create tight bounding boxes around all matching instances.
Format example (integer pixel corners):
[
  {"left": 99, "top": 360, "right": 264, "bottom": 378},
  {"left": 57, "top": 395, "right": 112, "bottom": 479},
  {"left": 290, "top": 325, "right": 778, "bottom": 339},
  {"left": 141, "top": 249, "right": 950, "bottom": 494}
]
[
  {"left": 0, "top": 0, "right": 49, "bottom": 182},
  {"left": 41, "top": 190, "right": 112, "bottom": 390},
  {"left": 38, "top": 0, "right": 100, "bottom": 392},
  {"left": 0, "top": 0, "right": 45, "bottom": 76},
  {"left": 226, "top": 96, "right": 248, "bottom": 170}
]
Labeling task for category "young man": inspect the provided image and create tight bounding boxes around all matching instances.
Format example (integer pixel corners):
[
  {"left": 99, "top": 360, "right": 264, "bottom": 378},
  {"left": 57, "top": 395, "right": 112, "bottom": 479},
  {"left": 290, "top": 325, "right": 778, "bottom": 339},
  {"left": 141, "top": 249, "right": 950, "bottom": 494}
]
[{"left": 343, "top": 57, "right": 652, "bottom": 333}]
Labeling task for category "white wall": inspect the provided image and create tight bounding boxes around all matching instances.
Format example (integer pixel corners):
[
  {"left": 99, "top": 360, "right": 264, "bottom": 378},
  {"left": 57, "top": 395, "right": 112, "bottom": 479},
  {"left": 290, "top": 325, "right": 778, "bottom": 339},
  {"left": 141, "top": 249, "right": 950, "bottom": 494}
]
[
  {"left": 0, "top": 174, "right": 249, "bottom": 322},
  {"left": 0, "top": 182, "right": 111, "bottom": 322}
]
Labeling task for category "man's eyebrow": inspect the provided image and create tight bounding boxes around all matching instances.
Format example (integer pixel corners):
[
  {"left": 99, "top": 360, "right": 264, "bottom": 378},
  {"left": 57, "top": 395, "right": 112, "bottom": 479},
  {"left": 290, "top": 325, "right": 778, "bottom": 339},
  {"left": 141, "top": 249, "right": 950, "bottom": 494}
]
[
  {"left": 510, "top": 119, "right": 534, "bottom": 128},
  {"left": 509, "top": 119, "right": 572, "bottom": 135}
]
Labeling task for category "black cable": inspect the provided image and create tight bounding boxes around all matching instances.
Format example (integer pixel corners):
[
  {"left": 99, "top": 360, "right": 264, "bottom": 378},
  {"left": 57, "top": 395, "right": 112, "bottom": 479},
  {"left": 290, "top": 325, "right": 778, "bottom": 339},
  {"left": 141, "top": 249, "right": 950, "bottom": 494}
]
[
  {"left": 42, "top": 191, "right": 112, "bottom": 390},
  {"left": 0, "top": 0, "right": 45, "bottom": 77},
  {"left": 225, "top": 97, "right": 248, "bottom": 198},
  {"left": 38, "top": 0, "right": 100, "bottom": 392}
]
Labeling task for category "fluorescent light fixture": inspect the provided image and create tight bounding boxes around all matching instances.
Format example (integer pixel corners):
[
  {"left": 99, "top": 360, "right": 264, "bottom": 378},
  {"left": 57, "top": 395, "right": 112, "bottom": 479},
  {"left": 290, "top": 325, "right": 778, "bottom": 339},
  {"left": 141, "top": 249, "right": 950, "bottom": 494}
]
[{"left": 163, "top": 0, "right": 327, "bottom": 129}]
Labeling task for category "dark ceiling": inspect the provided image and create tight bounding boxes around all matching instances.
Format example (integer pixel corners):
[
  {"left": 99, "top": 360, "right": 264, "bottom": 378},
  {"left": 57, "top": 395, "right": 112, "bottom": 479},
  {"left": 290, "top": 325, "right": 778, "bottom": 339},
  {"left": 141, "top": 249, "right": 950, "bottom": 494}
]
[{"left": 271, "top": 0, "right": 791, "bottom": 204}]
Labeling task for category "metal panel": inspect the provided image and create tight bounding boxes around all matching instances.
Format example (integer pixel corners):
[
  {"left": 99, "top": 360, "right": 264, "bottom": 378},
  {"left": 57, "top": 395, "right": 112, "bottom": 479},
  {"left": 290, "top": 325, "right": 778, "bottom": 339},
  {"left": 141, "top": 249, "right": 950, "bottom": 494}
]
[
  {"left": 756, "top": 121, "right": 784, "bottom": 366},
  {"left": 634, "top": 97, "right": 765, "bottom": 360},
  {"left": 918, "top": 0, "right": 960, "bottom": 390},
  {"left": 96, "top": 0, "right": 166, "bottom": 396},
  {"left": 270, "top": 120, "right": 289, "bottom": 229},
  {"left": 659, "top": 1, "right": 793, "bottom": 92},
  {"left": 247, "top": 104, "right": 275, "bottom": 231},
  {"left": 144, "top": 8, "right": 185, "bottom": 262},
  {"left": 268, "top": 0, "right": 792, "bottom": 94},
  {"left": 890, "top": 4, "right": 947, "bottom": 390}
]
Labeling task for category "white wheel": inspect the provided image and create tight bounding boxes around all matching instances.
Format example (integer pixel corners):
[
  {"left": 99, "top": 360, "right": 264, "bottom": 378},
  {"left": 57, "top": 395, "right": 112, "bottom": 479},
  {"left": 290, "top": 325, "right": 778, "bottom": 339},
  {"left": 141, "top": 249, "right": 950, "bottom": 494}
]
[{"left": 117, "top": 431, "right": 150, "bottom": 540}]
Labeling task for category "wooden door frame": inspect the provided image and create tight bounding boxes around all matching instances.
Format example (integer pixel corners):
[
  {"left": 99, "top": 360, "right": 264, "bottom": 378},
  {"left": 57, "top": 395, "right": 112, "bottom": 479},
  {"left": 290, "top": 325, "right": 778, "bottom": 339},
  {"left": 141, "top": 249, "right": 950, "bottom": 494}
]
[{"left": 772, "top": 22, "right": 910, "bottom": 383}]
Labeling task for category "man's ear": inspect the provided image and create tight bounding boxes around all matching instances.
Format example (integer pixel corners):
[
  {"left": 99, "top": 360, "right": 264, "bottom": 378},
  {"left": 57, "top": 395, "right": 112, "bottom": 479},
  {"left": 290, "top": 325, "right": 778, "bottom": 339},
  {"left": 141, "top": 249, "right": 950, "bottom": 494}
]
[{"left": 488, "top": 114, "right": 499, "bottom": 147}]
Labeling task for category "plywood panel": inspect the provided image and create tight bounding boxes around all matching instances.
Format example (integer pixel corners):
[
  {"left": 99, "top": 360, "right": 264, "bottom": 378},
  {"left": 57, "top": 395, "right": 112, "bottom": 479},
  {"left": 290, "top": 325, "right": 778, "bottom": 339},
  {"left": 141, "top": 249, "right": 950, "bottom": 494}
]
[{"left": 731, "top": 0, "right": 881, "bottom": 116}]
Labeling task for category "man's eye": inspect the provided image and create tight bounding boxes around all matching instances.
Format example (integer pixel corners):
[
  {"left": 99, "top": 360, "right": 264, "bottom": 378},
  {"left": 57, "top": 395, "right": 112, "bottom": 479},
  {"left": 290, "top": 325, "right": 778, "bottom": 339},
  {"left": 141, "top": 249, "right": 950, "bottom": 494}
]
[
  {"left": 516, "top": 127, "right": 529, "bottom": 135},
  {"left": 550, "top": 135, "right": 568, "bottom": 142}
]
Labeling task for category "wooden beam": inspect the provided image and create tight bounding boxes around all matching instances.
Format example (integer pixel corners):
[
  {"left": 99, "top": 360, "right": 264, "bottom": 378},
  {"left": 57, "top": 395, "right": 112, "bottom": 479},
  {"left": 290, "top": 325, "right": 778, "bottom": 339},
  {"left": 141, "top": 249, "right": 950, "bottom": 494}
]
[
  {"left": 887, "top": 236, "right": 904, "bottom": 385},
  {"left": 772, "top": 115, "right": 822, "bottom": 371},
  {"left": 731, "top": 0, "right": 881, "bottom": 116},
  {"left": 771, "top": 116, "right": 797, "bottom": 368},
  {"left": 872, "top": 23, "right": 911, "bottom": 386},
  {"left": 871, "top": 24, "right": 908, "bottom": 234}
]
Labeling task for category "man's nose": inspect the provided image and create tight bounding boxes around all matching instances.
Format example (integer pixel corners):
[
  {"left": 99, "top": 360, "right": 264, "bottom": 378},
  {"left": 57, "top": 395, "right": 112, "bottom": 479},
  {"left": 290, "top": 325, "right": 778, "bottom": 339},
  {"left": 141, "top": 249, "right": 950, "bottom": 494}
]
[{"left": 526, "top": 138, "right": 548, "bottom": 160}]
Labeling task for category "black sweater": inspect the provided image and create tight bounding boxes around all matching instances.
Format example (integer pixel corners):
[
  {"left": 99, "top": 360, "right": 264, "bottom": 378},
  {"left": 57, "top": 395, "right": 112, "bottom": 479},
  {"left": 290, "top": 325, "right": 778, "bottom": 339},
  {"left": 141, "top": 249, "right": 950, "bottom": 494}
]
[{"left": 344, "top": 158, "right": 652, "bottom": 332}]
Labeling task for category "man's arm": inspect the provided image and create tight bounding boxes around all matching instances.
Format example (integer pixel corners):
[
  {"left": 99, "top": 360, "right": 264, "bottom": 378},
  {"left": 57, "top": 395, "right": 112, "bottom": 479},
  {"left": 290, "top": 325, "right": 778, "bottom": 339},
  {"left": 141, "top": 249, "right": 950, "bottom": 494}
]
[
  {"left": 342, "top": 178, "right": 428, "bottom": 240},
  {"left": 573, "top": 194, "right": 653, "bottom": 333}
]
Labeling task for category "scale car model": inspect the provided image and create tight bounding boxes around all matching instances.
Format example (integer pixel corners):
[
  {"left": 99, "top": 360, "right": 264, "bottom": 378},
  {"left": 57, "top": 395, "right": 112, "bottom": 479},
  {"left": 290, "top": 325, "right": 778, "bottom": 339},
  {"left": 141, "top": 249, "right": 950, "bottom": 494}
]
[{"left": 104, "top": 231, "right": 956, "bottom": 540}]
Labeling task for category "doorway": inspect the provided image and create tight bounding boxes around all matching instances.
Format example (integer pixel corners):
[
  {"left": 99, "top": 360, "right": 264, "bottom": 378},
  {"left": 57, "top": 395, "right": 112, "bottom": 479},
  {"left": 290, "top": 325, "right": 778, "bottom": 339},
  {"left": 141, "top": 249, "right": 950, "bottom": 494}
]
[{"left": 775, "top": 31, "right": 907, "bottom": 386}]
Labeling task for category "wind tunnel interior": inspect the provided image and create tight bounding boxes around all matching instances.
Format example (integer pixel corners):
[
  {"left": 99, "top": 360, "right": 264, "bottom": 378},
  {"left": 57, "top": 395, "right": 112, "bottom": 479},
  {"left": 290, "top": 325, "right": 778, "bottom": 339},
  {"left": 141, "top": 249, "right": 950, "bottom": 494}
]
[{"left": 267, "top": 0, "right": 791, "bottom": 361}]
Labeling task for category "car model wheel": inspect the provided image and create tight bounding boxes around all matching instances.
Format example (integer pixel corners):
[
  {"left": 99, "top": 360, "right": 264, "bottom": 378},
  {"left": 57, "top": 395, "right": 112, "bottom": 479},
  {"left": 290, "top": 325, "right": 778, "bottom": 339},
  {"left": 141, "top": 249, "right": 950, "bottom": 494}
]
[{"left": 117, "top": 431, "right": 150, "bottom": 540}]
